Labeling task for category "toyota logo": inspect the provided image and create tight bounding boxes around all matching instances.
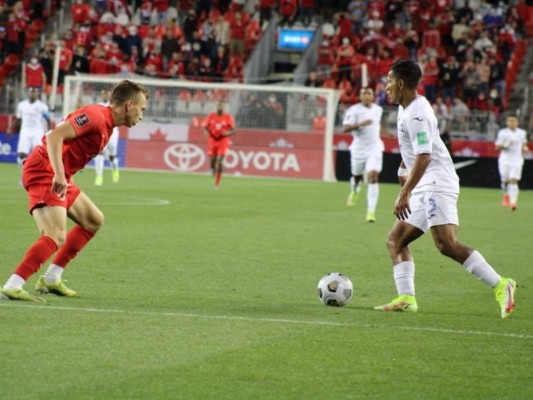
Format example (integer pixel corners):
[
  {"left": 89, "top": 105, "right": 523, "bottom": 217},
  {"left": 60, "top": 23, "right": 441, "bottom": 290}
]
[{"left": 164, "top": 143, "right": 206, "bottom": 171}]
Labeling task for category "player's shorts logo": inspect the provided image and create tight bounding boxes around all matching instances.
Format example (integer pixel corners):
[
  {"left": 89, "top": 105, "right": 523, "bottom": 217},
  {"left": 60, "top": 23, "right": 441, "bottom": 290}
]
[
  {"left": 74, "top": 114, "right": 89, "bottom": 127},
  {"left": 164, "top": 143, "right": 205, "bottom": 171}
]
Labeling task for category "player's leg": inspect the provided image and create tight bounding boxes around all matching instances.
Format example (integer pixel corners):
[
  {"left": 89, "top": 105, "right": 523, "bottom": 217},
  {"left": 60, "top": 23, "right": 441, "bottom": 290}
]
[
  {"left": 0, "top": 204, "right": 66, "bottom": 302},
  {"left": 364, "top": 152, "right": 382, "bottom": 221},
  {"left": 347, "top": 155, "right": 364, "bottom": 206},
  {"left": 498, "top": 162, "right": 510, "bottom": 207},
  {"left": 94, "top": 153, "right": 105, "bottom": 186},
  {"left": 375, "top": 219, "right": 424, "bottom": 312},
  {"left": 428, "top": 193, "right": 515, "bottom": 318},
  {"left": 214, "top": 155, "right": 225, "bottom": 187},
  {"left": 507, "top": 164, "right": 522, "bottom": 211},
  {"left": 38, "top": 190, "right": 104, "bottom": 297},
  {"left": 107, "top": 133, "right": 120, "bottom": 183}
]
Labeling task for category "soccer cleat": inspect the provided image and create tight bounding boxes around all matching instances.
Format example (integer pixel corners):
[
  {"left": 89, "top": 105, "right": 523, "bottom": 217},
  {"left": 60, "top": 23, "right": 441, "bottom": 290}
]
[
  {"left": 112, "top": 169, "right": 120, "bottom": 183},
  {"left": 494, "top": 278, "right": 516, "bottom": 319},
  {"left": 35, "top": 276, "right": 78, "bottom": 297},
  {"left": 94, "top": 176, "right": 103, "bottom": 186},
  {"left": 366, "top": 211, "right": 376, "bottom": 222},
  {"left": 502, "top": 194, "right": 510, "bottom": 207},
  {"left": 510, "top": 204, "right": 516, "bottom": 212},
  {"left": 0, "top": 287, "right": 45, "bottom": 302},
  {"left": 346, "top": 191, "right": 357, "bottom": 206},
  {"left": 374, "top": 295, "right": 418, "bottom": 312}
]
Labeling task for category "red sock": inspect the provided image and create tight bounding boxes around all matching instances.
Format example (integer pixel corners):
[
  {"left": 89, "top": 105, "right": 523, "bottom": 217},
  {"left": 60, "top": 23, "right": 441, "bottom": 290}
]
[
  {"left": 14, "top": 236, "right": 58, "bottom": 280},
  {"left": 215, "top": 172, "right": 222, "bottom": 186},
  {"left": 52, "top": 225, "right": 95, "bottom": 268}
]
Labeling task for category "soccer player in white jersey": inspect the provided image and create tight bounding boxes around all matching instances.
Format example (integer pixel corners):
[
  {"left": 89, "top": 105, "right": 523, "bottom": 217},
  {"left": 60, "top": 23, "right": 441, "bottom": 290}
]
[
  {"left": 495, "top": 115, "right": 529, "bottom": 211},
  {"left": 7, "top": 87, "right": 52, "bottom": 177},
  {"left": 94, "top": 89, "right": 120, "bottom": 185},
  {"left": 374, "top": 59, "right": 516, "bottom": 318},
  {"left": 342, "top": 87, "right": 387, "bottom": 222}
]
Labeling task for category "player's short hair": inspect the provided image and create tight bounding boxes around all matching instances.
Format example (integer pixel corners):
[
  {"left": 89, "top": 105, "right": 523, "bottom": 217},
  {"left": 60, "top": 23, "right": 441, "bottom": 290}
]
[
  {"left": 110, "top": 80, "right": 150, "bottom": 105},
  {"left": 360, "top": 86, "right": 374, "bottom": 94},
  {"left": 390, "top": 60, "right": 422, "bottom": 90}
]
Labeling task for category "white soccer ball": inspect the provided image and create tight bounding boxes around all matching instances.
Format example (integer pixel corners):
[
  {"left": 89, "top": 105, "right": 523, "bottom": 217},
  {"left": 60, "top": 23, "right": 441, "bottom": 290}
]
[{"left": 317, "top": 272, "right": 353, "bottom": 307}]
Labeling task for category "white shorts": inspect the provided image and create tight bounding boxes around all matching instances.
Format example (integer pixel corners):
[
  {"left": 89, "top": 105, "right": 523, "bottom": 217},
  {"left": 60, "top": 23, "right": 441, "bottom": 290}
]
[
  {"left": 103, "top": 130, "right": 119, "bottom": 158},
  {"left": 17, "top": 132, "right": 43, "bottom": 155},
  {"left": 350, "top": 150, "right": 383, "bottom": 176},
  {"left": 498, "top": 160, "right": 523, "bottom": 181},
  {"left": 405, "top": 192, "right": 459, "bottom": 233}
]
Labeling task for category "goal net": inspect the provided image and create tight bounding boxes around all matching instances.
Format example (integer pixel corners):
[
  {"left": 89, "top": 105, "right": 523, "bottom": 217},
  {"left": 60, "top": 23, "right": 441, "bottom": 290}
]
[{"left": 63, "top": 75, "right": 340, "bottom": 181}]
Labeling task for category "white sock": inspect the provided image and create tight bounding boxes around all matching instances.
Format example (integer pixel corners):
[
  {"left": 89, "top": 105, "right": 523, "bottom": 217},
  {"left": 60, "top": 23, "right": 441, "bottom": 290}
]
[
  {"left": 507, "top": 183, "right": 518, "bottom": 205},
  {"left": 463, "top": 250, "right": 501, "bottom": 288},
  {"left": 94, "top": 154, "right": 105, "bottom": 178},
  {"left": 4, "top": 274, "right": 26, "bottom": 290},
  {"left": 393, "top": 261, "right": 415, "bottom": 296},
  {"left": 349, "top": 176, "right": 356, "bottom": 192},
  {"left": 43, "top": 264, "right": 65, "bottom": 283},
  {"left": 367, "top": 183, "right": 379, "bottom": 213},
  {"left": 111, "top": 157, "right": 119, "bottom": 171}
]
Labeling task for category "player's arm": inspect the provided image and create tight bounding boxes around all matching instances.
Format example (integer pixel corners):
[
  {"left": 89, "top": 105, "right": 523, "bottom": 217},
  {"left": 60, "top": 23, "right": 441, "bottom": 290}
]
[
  {"left": 222, "top": 115, "right": 237, "bottom": 137},
  {"left": 43, "top": 111, "right": 53, "bottom": 130},
  {"left": 46, "top": 122, "right": 77, "bottom": 199},
  {"left": 342, "top": 119, "right": 371, "bottom": 133},
  {"left": 394, "top": 154, "right": 431, "bottom": 221},
  {"left": 7, "top": 117, "right": 21, "bottom": 137},
  {"left": 397, "top": 160, "right": 408, "bottom": 187}
]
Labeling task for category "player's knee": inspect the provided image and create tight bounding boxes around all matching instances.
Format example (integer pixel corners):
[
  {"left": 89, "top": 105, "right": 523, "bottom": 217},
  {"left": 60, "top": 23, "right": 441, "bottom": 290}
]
[
  {"left": 85, "top": 209, "right": 104, "bottom": 233},
  {"left": 435, "top": 239, "right": 455, "bottom": 258}
]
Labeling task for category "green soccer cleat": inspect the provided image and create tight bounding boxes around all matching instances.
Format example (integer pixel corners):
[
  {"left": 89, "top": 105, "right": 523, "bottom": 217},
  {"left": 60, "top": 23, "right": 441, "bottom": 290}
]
[
  {"left": 374, "top": 295, "right": 418, "bottom": 312},
  {"left": 366, "top": 211, "right": 376, "bottom": 222},
  {"left": 112, "top": 169, "right": 120, "bottom": 183},
  {"left": 346, "top": 191, "right": 357, "bottom": 206},
  {"left": 35, "top": 276, "right": 78, "bottom": 297},
  {"left": 494, "top": 277, "right": 516, "bottom": 319},
  {"left": 94, "top": 176, "right": 103, "bottom": 186},
  {"left": 0, "top": 287, "right": 45, "bottom": 302}
]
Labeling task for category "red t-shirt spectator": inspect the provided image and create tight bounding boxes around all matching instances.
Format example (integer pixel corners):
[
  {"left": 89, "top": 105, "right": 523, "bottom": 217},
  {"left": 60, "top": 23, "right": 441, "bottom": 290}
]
[
  {"left": 25, "top": 61, "right": 46, "bottom": 88},
  {"left": 71, "top": 1, "right": 91, "bottom": 24}
]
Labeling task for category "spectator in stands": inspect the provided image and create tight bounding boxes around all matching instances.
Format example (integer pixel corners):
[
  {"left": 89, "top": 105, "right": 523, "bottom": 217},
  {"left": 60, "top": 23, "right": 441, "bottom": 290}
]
[
  {"left": 472, "top": 91, "right": 490, "bottom": 133},
  {"left": 259, "top": 0, "right": 276, "bottom": 28},
  {"left": 422, "top": 56, "right": 439, "bottom": 104},
  {"left": 474, "top": 30, "right": 494, "bottom": 53},
  {"left": 439, "top": 56, "right": 461, "bottom": 105},
  {"left": 237, "top": 93, "right": 263, "bottom": 128},
  {"left": 262, "top": 93, "right": 284, "bottom": 129},
  {"left": 57, "top": 40, "right": 73, "bottom": 86},
  {"left": 72, "top": 0, "right": 91, "bottom": 25},
  {"left": 459, "top": 60, "right": 481, "bottom": 108},
  {"left": 183, "top": 9, "right": 198, "bottom": 42},
  {"left": 433, "top": 96, "right": 452, "bottom": 152},
  {"left": 488, "top": 56, "right": 505, "bottom": 97},
  {"left": 336, "top": 36, "right": 355, "bottom": 83},
  {"left": 71, "top": 46, "right": 90, "bottom": 75},
  {"left": 305, "top": 71, "right": 321, "bottom": 88},
  {"left": 489, "top": 88, "right": 505, "bottom": 120},
  {"left": 451, "top": 97, "right": 470, "bottom": 132},
  {"left": 124, "top": 25, "right": 142, "bottom": 57},
  {"left": 497, "top": 23, "right": 517, "bottom": 66},
  {"left": 161, "top": 28, "right": 179, "bottom": 71},
  {"left": 279, "top": 0, "right": 298, "bottom": 27},
  {"left": 230, "top": 11, "right": 246, "bottom": 56},
  {"left": 347, "top": 0, "right": 366, "bottom": 34},
  {"left": 476, "top": 57, "right": 491, "bottom": 95},
  {"left": 25, "top": 56, "right": 47, "bottom": 90},
  {"left": 167, "top": 51, "right": 186, "bottom": 79},
  {"left": 300, "top": 0, "right": 316, "bottom": 27}
]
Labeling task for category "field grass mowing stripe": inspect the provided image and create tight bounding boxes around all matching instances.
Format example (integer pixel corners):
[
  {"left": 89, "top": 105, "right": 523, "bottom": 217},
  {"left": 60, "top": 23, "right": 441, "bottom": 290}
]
[{"left": 1, "top": 303, "right": 530, "bottom": 340}]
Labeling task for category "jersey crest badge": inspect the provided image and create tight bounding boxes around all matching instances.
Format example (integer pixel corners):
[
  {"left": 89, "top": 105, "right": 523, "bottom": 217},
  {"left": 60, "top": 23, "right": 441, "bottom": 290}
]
[{"left": 74, "top": 114, "right": 89, "bottom": 127}]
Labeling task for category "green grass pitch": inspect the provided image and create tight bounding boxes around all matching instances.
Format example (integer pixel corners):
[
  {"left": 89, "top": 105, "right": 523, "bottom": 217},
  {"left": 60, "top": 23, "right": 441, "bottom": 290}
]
[{"left": 0, "top": 162, "right": 531, "bottom": 399}]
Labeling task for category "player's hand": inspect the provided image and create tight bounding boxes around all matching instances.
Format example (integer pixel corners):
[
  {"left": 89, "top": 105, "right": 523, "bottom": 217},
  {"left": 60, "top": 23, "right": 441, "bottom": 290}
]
[
  {"left": 51, "top": 175, "right": 67, "bottom": 200},
  {"left": 393, "top": 190, "right": 411, "bottom": 221}
]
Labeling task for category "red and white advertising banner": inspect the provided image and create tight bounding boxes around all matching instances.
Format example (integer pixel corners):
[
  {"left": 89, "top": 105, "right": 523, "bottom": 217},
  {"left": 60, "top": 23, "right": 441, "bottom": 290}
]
[{"left": 124, "top": 120, "right": 326, "bottom": 179}]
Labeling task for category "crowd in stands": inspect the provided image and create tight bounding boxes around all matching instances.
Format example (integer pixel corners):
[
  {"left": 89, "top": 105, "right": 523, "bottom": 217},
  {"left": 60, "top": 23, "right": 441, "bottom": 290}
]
[{"left": 0, "top": 1, "right": 532, "bottom": 134}]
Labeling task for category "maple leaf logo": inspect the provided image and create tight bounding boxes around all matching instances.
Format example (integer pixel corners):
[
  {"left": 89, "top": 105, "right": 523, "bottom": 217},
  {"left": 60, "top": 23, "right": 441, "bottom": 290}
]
[{"left": 149, "top": 128, "right": 167, "bottom": 141}]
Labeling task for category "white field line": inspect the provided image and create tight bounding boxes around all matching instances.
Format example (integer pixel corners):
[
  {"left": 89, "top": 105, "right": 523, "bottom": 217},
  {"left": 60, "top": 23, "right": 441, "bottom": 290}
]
[{"left": 1, "top": 303, "right": 531, "bottom": 340}]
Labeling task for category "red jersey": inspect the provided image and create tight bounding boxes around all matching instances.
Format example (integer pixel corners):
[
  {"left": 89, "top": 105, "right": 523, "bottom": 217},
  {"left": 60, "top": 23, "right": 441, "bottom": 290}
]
[
  {"left": 203, "top": 112, "right": 235, "bottom": 140},
  {"left": 38, "top": 104, "right": 115, "bottom": 179}
]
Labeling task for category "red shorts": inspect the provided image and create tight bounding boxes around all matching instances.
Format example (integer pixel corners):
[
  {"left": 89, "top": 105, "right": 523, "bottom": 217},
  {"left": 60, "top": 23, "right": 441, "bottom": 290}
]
[
  {"left": 207, "top": 138, "right": 230, "bottom": 156},
  {"left": 22, "top": 148, "right": 81, "bottom": 214}
]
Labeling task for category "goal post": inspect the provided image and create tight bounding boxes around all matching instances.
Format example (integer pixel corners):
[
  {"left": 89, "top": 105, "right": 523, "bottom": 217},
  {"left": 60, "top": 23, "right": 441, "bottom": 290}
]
[{"left": 63, "top": 75, "right": 340, "bottom": 182}]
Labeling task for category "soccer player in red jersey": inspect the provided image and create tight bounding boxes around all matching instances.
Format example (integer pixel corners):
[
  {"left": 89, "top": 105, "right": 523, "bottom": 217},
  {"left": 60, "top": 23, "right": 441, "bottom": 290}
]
[
  {"left": 0, "top": 80, "right": 149, "bottom": 302},
  {"left": 202, "top": 101, "right": 236, "bottom": 188}
]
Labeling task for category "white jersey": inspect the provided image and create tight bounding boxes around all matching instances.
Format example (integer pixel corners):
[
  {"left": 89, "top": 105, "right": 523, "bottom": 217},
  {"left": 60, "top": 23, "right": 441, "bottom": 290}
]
[
  {"left": 16, "top": 99, "right": 49, "bottom": 136},
  {"left": 495, "top": 127, "right": 527, "bottom": 164},
  {"left": 397, "top": 96, "right": 459, "bottom": 194},
  {"left": 342, "top": 102, "right": 384, "bottom": 158}
]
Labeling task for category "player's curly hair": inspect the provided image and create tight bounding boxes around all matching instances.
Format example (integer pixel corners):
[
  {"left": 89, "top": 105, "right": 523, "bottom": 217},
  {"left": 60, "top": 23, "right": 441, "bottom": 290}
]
[
  {"left": 110, "top": 80, "right": 150, "bottom": 105},
  {"left": 390, "top": 60, "right": 422, "bottom": 90}
]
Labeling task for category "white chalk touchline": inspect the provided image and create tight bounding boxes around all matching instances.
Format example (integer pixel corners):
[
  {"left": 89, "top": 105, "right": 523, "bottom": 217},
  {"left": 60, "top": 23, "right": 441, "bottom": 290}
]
[{"left": 1, "top": 303, "right": 530, "bottom": 340}]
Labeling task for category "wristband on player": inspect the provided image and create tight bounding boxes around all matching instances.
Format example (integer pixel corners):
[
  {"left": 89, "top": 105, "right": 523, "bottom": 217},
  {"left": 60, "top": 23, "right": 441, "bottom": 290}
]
[{"left": 397, "top": 167, "right": 408, "bottom": 177}]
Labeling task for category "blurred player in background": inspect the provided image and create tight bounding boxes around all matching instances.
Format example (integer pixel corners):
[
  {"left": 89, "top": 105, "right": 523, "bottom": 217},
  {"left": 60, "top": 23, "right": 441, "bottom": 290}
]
[
  {"left": 7, "top": 87, "right": 52, "bottom": 181},
  {"left": 342, "top": 87, "right": 388, "bottom": 222},
  {"left": 94, "top": 88, "right": 120, "bottom": 185},
  {"left": 375, "top": 60, "right": 516, "bottom": 319},
  {"left": 495, "top": 115, "right": 529, "bottom": 211},
  {"left": 202, "top": 101, "right": 236, "bottom": 188},
  {"left": 0, "top": 80, "right": 149, "bottom": 302}
]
